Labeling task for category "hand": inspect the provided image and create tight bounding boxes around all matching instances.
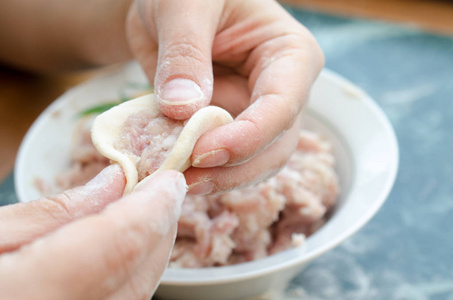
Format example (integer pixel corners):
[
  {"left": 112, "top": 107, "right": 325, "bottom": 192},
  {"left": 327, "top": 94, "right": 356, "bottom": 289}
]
[
  {"left": 127, "top": 0, "right": 324, "bottom": 194},
  {"left": 0, "top": 165, "right": 186, "bottom": 300}
]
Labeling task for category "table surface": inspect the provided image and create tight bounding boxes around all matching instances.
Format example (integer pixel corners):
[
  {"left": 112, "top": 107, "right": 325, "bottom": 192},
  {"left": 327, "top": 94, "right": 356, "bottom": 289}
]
[{"left": 2, "top": 1, "right": 453, "bottom": 299}]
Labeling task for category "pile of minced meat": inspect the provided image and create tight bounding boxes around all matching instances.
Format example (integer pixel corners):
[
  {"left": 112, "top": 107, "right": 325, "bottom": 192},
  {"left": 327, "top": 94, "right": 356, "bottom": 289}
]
[{"left": 56, "top": 114, "right": 339, "bottom": 268}]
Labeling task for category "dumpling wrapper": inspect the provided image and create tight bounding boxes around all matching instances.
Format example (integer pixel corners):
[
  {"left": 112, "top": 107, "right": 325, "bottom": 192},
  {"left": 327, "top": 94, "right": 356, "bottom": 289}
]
[{"left": 91, "top": 94, "right": 233, "bottom": 194}]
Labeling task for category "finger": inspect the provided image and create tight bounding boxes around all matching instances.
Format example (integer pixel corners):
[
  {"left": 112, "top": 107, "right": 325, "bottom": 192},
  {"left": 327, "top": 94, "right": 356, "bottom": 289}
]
[
  {"left": 186, "top": 115, "right": 302, "bottom": 194},
  {"left": 107, "top": 225, "right": 177, "bottom": 300},
  {"left": 150, "top": 0, "right": 225, "bottom": 120},
  {"left": 126, "top": 3, "right": 159, "bottom": 84},
  {"left": 192, "top": 5, "right": 324, "bottom": 168},
  {"left": 0, "top": 170, "right": 186, "bottom": 300},
  {"left": 0, "top": 164, "right": 125, "bottom": 254}
]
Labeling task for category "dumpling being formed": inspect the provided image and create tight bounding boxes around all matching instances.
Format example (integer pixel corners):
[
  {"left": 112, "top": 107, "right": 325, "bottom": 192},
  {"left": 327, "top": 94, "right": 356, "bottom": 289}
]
[{"left": 91, "top": 94, "right": 233, "bottom": 194}]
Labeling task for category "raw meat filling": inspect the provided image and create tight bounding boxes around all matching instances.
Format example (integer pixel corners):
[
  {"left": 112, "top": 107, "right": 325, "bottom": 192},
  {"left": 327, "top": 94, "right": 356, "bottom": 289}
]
[
  {"left": 56, "top": 113, "right": 339, "bottom": 268},
  {"left": 170, "top": 130, "right": 339, "bottom": 267},
  {"left": 56, "top": 118, "right": 110, "bottom": 191},
  {"left": 113, "top": 110, "right": 184, "bottom": 181}
]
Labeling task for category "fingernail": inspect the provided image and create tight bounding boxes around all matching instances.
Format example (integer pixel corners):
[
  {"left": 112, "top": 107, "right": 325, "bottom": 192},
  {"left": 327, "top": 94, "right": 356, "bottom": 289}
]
[
  {"left": 192, "top": 149, "right": 230, "bottom": 168},
  {"left": 188, "top": 180, "right": 214, "bottom": 195},
  {"left": 159, "top": 78, "right": 203, "bottom": 105}
]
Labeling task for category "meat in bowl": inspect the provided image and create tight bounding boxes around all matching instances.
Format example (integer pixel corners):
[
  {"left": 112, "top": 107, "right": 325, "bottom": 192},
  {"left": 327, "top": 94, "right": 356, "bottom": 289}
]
[{"left": 58, "top": 93, "right": 339, "bottom": 267}]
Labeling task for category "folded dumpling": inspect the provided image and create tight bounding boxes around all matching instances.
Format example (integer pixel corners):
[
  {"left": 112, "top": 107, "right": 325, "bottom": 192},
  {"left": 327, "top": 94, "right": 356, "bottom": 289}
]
[{"left": 91, "top": 94, "right": 233, "bottom": 194}]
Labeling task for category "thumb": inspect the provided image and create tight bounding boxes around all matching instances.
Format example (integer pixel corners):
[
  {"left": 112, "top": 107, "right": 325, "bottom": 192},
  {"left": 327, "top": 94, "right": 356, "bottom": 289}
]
[
  {"left": 0, "top": 171, "right": 186, "bottom": 300},
  {"left": 152, "top": 0, "right": 224, "bottom": 120}
]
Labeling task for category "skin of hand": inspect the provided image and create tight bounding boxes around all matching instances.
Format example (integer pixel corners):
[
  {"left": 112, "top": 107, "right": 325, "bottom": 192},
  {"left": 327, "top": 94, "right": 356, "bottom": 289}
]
[
  {"left": 127, "top": 0, "right": 324, "bottom": 194},
  {"left": 0, "top": 0, "right": 133, "bottom": 71},
  {"left": 0, "top": 0, "right": 323, "bottom": 194},
  {"left": 0, "top": 165, "right": 187, "bottom": 300}
]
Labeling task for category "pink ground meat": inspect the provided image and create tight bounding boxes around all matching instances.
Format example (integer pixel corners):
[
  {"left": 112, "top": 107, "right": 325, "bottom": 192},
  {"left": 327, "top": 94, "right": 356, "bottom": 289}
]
[
  {"left": 56, "top": 112, "right": 339, "bottom": 268},
  {"left": 56, "top": 110, "right": 184, "bottom": 190},
  {"left": 113, "top": 109, "right": 185, "bottom": 180},
  {"left": 171, "top": 130, "right": 339, "bottom": 267},
  {"left": 56, "top": 120, "right": 110, "bottom": 190}
]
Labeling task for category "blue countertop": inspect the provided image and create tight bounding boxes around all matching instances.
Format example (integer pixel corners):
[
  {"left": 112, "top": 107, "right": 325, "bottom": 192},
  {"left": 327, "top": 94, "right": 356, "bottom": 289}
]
[
  {"left": 1, "top": 6, "right": 453, "bottom": 300},
  {"left": 284, "top": 7, "right": 453, "bottom": 300}
]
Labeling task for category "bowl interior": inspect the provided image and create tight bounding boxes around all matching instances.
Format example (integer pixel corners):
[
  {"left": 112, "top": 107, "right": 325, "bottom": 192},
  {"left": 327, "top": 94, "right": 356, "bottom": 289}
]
[{"left": 14, "top": 65, "right": 398, "bottom": 286}]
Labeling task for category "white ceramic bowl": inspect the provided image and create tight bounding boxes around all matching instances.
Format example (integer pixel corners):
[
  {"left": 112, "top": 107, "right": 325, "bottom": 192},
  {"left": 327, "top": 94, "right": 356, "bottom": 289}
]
[{"left": 15, "top": 63, "right": 398, "bottom": 300}]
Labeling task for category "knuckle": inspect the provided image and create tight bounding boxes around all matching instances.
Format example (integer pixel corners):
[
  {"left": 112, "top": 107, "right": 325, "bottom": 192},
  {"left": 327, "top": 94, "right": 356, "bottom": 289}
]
[
  {"left": 162, "top": 38, "right": 208, "bottom": 66},
  {"left": 244, "top": 117, "right": 267, "bottom": 145},
  {"left": 264, "top": 93, "right": 298, "bottom": 130},
  {"left": 293, "top": 30, "right": 325, "bottom": 71},
  {"left": 304, "top": 34, "right": 325, "bottom": 70},
  {"left": 38, "top": 194, "right": 73, "bottom": 222}
]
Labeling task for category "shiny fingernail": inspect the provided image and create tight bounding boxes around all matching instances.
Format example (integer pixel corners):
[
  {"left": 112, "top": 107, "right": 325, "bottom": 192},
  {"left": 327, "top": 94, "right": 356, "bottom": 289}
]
[
  {"left": 192, "top": 149, "right": 230, "bottom": 168},
  {"left": 159, "top": 78, "right": 203, "bottom": 105},
  {"left": 188, "top": 180, "right": 214, "bottom": 195}
]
